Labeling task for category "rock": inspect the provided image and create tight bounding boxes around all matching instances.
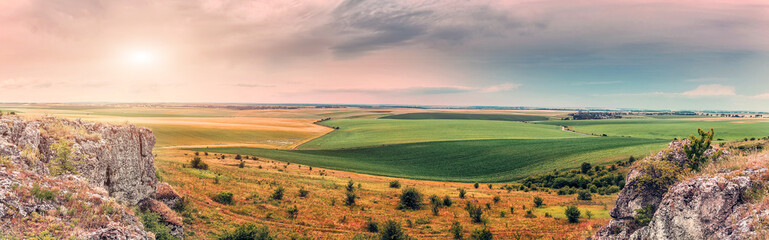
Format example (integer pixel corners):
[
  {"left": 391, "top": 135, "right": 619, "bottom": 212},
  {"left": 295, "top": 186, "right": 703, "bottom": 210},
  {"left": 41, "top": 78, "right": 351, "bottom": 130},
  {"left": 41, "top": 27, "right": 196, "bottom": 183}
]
[
  {"left": 140, "top": 199, "right": 185, "bottom": 239},
  {"left": 154, "top": 182, "right": 182, "bottom": 210}
]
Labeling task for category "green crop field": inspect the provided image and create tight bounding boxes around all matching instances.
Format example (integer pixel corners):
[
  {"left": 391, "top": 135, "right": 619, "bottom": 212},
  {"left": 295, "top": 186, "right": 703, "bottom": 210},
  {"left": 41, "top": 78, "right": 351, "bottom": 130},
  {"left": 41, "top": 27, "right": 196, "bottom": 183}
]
[
  {"left": 540, "top": 119, "right": 769, "bottom": 141},
  {"left": 300, "top": 119, "right": 583, "bottom": 149},
  {"left": 380, "top": 112, "right": 549, "bottom": 121},
  {"left": 191, "top": 137, "right": 666, "bottom": 182}
]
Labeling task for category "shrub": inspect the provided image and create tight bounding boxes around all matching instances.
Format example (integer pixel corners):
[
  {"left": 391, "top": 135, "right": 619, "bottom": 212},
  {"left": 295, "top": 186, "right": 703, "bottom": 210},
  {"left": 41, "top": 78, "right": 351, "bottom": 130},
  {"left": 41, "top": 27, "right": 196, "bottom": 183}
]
[
  {"left": 533, "top": 196, "right": 543, "bottom": 207},
  {"left": 443, "top": 195, "right": 453, "bottom": 207},
  {"left": 634, "top": 205, "right": 655, "bottom": 227},
  {"left": 366, "top": 219, "right": 379, "bottom": 233},
  {"left": 270, "top": 187, "right": 284, "bottom": 200},
  {"left": 346, "top": 180, "right": 356, "bottom": 192},
  {"left": 432, "top": 204, "right": 440, "bottom": 216},
  {"left": 238, "top": 160, "right": 245, "bottom": 168},
  {"left": 49, "top": 139, "right": 80, "bottom": 176},
  {"left": 577, "top": 190, "right": 592, "bottom": 200},
  {"left": 465, "top": 203, "right": 484, "bottom": 223},
  {"left": 581, "top": 162, "right": 592, "bottom": 174},
  {"left": 138, "top": 210, "right": 177, "bottom": 240},
  {"left": 31, "top": 184, "right": 56, "bottom": 201},
  {"left": 389, "top": 180, "right": 401, "bottom": 188},
  {"left": 684, "top": 128, "right": 716, "bottom": 171},
  {"left": 459, "top": 189, "right": 467, "bottom": 199},
  {"left": 379, "top": 220, "right": 411, "bottom": 240},
  {"left": 217, "top": 223, "right": 273, "bottom": 240},
  {"left": 345, "top": 191, "right": 357, "bottom": 206},
  {"left": 487, "top": 184, "right": 493, "bottom": 189},
  {"left": 470, "top": 227, "right": 493, "bottom": 240},
  {"left": 235, "top": 154, "right": 242, "bottom": 160},
  {"left": 492, "top": 196, "right": 501, "bottom": 204},
  {"left": 429, "top": 194, "right": 442, "bottom": 206},
  {"left": 632, "top": 160, "right": 680, "bottom": 193},
  {"left": 450, "top": 221, "right": 463, "bottom": 239},
  {"left": 474, "top": 182, "right": 479, "bottom": 189},
  {"left": 190, "top": 157, "right": 208, "bottom": 170},
  {"left": 397, "top": 187, "right": 423, "bottom": 210},
  {"left": 524, "top": 210, "right": 536, "bottom": 218},
  {"left": 586, "top": 210, "right": 593, "bottom": 219},
  {"left": 565, "top": 206, "right": 581, "bottom": 223},
  {"left": 298, "top": 188, "right": 309, "bottom": 197},
  {"left": 286, "top": 205, "right": 298, "bottom": 219},
  {"left": 212, "top": 191, "right": 234, "bottom": 205}
]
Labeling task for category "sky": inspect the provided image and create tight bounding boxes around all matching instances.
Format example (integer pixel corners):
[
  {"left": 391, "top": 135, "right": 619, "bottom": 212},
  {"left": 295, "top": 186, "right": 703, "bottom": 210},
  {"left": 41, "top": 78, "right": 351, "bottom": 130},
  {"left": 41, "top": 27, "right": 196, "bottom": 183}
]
[{"left": 1, "top": 0, "right": 768, "bottom": 111}]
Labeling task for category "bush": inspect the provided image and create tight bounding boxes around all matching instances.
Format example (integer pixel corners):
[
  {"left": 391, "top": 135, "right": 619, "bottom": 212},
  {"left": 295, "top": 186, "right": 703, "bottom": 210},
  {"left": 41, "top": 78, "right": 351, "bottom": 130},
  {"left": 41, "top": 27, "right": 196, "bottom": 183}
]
[
  {"left": 397, "top": 187, "right": 423, "bottom": 210},
  {"left": 429, "top": 194, "right": 442, "bottom": 206},
  {"left": 459, "top": 189, "right": 467, "bottom": 199},
  {"left": 212, "top": 191, "right": 234, "bottom": 205},
  {"left": 470, "top": 227, "right": 493, "bottom": 240},
  {"left": 345, "top": 191, "right": 357, "bottom": 206},
  {"left": 474, "top": 182, "right": 479, "bottom": 189},
  {"left": 238, "top": 160, "right": 245, "bottom": 168},
  {"left": 581, "top": 162, "right": 592, "bottom": 174},
  {"left": 492, "top": 196, "right": 501, "bottom": 204},
  {"left": 389, "top": 180, "right": 401, "bottom": 188},
  {"left": 577, "top": 190, "right": 592, "bottom": 200},
  {"left": 443, "top": 195, "right": 453, "bottom": 207},
  {"left": 366, "top": 219, "right": 379, "bottom": 233},
  {"left": 634, "top": 205, "right": 655, "bottom": 227},
  {"left": 379, "top": 220, "right": 411, "bottom": 240},
  {"left": 298, "top": 188, "right": 309, "bottom": 197},
  {"left": 565, "top": 206, "right": 581, "bottom": 223},
  {"left": 533, "top": 196, "right": 543, "bottom": 207},
  {"left": 450, "top": 221, "right": 463, "bottom": 239},
  {"left": 138, "top": 210, "right": 177, "bottom": 240},
  {"left": 524, "top": 210, "right": 536, "bottom": 218},
  {"left": 586, "top": 210, "right": 593, "bottom": 219},
  {"left": 31, "top": 184, "right": 56, "bottom": 201},
  {"left": 235, "top": 154, "right": 242, "bottom": 160},
  {"left": 270, "top": 187, "right": 284, "bottom": 200},
  {"left": 465, "top": 203, "right": 484, "bottom": 223},
  {"left": 684, "top": 128, "right": 716, "bottom": 171},
  {"left": 286, "top": 205, "right": 298, "bottom": 219},
  {"left": 632, "top": 160, "right": 680, "bottom": 193},
  {"left": 346, "top": 180, "right": 356, "bottom": 192},
  {"left": 49, "top": 139, "right": 80, "bottom": 176},
  {"left": 218, "top": 223, "right": 273, "bottom": 240},
  {"left": 190, "top": 157, "right": 208, "bottom": 170}
]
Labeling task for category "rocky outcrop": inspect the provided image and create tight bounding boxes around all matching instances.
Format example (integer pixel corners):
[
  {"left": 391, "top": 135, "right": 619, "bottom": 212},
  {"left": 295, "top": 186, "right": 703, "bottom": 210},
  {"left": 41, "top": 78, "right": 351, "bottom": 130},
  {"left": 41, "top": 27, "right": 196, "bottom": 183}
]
[
  {"left": 593, "top": 140, "right": 767, "bottom": 240},
  {"left": 0, "top": 116, "right": 156, "bottom": 204},
  {"left": 0, "top": 116, "right": 183, "bottom": 239}
]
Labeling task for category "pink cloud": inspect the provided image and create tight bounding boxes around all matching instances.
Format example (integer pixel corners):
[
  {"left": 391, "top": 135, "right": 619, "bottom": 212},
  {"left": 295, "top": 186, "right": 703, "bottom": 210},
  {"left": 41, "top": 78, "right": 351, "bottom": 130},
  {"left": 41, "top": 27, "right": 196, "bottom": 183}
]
[{"left": 681, "top": 84, "right": 736, "bottom": 97}]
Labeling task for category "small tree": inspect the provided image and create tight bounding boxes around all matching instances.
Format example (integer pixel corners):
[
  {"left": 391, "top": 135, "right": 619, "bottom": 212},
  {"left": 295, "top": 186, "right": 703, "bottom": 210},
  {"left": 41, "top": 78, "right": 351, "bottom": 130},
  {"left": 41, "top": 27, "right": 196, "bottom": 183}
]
[
  {"left": 443, "top": 195, "right": 453, "bottom": 207},
  {"left": 397, "top": 187, "right": 423, "bottom": 210},
  {"left": 346, "top": 180, "right": 356, "bottom": 192},
  {"left": 298, "top": 188, "right": 309, "bottom": 197},
  {"left": 238, "top": 160, "right": 245, "bottom": 168},
  {"left": 470, "top": 227, "right": 493, "bottom": 240},
  {"left": 684, "top": 128, "right": 715, "bottom": 171},
  {"left": 474, "top": 182, "right": 479, "bottom": 189},
  {"left": 459, "top": 189, "right": 467, "bottom": 199},
  {"left": 565, "top": 206, "right": 581, "bottom": 223},
  {"left": 577, "top": 190, "right": 592, "bottom": 200},
  {"left": 190, "top": 157, "right": 208, "bottom": 170},
  {"left": 533, "top": 196, "right": 543, "bottom": 207},
  {"left": 581, "top": 162, "right": 592, "bottom": 174},
  {"left": 450, "top": 221, "right": 464, "bottom": 239},
  {"left": 492, "top": 196, "right": 501, "bottom": 204},
  {"left": 270, "top": 187, "right": 284, "bottom": 200},
  {"left": 218, "top": 223, "right": 273, "bottom": 240},
  {"left": 380, "top": 220, "right": 411, "bottom": 240},
  {"left": 389, "top": 180, "right": 401, "bottom": 188},
  {"left": 465, "top": 203, "right": 484, "bottom": 223},
  {"left": 212, "top": 191, "right": 234, "bottom": 205},
  {"left": 235, "top": 154, "right": 242, "bottom": 160},
  {"left": 344, "top": 191, "right": 357, "bottom": 206},
  {"left": 49, "top": 139, "right": 80, "bottom": 176}
]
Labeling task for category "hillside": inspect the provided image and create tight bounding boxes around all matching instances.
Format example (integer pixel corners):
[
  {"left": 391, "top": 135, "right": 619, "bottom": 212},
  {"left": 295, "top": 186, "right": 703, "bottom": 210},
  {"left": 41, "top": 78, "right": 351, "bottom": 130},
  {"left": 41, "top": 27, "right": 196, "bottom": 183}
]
[
  {"left": 0, "top": 115, "right": 183, "bottom": 239},
  {"left": 593, "top": 137, "right": 769, "bottom": 239}
]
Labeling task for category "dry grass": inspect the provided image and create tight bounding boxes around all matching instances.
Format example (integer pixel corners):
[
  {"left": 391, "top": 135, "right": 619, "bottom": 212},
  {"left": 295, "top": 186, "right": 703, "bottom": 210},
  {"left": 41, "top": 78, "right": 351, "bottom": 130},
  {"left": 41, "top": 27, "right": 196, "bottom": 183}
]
[{"left": 156, "top": 149, "right": 614, "bottom": 239}]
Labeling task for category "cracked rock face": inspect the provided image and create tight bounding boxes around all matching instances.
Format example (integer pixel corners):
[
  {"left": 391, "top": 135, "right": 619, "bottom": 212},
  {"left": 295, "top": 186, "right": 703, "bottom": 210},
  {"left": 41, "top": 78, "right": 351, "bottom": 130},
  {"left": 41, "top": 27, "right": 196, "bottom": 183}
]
[{"left": 0, "top": 117, "right": 157, "bottom": 205}]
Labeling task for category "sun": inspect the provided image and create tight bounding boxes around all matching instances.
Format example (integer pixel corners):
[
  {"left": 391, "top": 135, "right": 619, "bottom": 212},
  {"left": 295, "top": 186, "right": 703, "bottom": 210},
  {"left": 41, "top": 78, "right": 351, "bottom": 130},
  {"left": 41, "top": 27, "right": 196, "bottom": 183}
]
[{"left": 123, "top": 49, "right": 158, "bottom": 66}]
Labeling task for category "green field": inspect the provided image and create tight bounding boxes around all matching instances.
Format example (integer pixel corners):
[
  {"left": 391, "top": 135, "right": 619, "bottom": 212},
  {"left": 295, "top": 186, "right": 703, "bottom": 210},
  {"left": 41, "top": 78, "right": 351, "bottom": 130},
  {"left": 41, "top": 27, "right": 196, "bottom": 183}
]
[
  {"left": 540, "top": 119, "right": 769, "bottom": 141},
  {"left": 191, "top": 137, "right": 666, "bottom": 182},
  {"left": 380, "top": 112, "right": 548, "bottom": 122},
  {"left": 300, "top": 119, "right": 582, "bottom": 149}
]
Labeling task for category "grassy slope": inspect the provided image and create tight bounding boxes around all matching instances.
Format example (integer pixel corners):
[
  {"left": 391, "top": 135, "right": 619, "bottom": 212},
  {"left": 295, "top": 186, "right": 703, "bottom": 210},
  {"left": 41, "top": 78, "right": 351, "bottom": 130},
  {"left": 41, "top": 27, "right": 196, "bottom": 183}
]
[
  {"left": 300, "top": 119, "right": 582, "bottom": 150},
  {"left": 190, "top": 137, "right": 666, "bottom": 182},
  {"left": 380, "top": 112, "right": 548, "bottom": 121},
  {"left": 541, "top": 119, "right": 769, "bottom": 141}
]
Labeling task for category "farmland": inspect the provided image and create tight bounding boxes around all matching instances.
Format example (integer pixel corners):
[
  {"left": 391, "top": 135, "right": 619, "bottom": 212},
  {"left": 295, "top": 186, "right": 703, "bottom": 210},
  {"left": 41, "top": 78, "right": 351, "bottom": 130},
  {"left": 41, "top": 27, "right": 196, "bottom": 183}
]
[
  {"left": 380, "top": 112, "right": 549, "bottom": 122},
  {"left": 540, "top": 118, "right": 769, "bottom": 141},
  {"left": 194, "top": 137, "right": 666, "bottom": 182}
]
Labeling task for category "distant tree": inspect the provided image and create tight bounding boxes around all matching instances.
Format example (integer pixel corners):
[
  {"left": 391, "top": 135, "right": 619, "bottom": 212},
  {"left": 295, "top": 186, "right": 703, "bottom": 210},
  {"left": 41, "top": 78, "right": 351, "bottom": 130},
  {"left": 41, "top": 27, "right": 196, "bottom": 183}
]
[
  {"left": 533, "top": 196, "right": 543, "bottom": 207},
  {"left": 190, "top": 157, "right": 209, "bottom": 170},
  {"left": 235, "top": 154, "right": 242, "bottom": 160},
  {"left": 194, "top": 152, "right": 199, "bottom": 156},
  {"left": 217, "top": 223, "right": 273, "bottom": 240},
  {"left": 565, "top": 206, "right": 581, "bottom": 223},
  {"left": 474, "top": 182, "right": 479, "bottom": 189},
  {"left": 345, "top": 191, "right": 357, "bottom": 206},
  {"left": 397, "top": 187, "right": 423, "bottom": 210},
  {"left": 270, "top": 187, "right": 284, "bottom": 200},
  {"left": 465, "top": 203, "right": 484, "bottom": 223},
  {"left": 443, "top": 195, "right": 453, "bottom": 207},
  {"left": 492, "top": 196, "right": 501, "bottom": 204},
  {"left": 389, "top": 180, "right": 401, "bottom": 188},
  {"left": 577, "top": 190, "right": 592, "bottom": 200},
  {"left": 470, "top": 227, "right": 493, "bottom": 240},
  {"left": 581, "top": 162, "right": 592, "bottom": 174},
  {"left": 459, "top": 189, "right": 467, "bottom": 199},
  {"left": 346, "top": 180, "right": 356, "bottom": 192},
  {"left": 286, "top": 205, "right": 298, "bottom": 219},
  {"left": 379, "top": 220, "right": 411, "bottom": 240},
  {"left": 238, "top": 160, "right": 245, "bottom": 168},
  {"left": 221, "top": 155, "right": 226, "bottom": 160},
  {"left": 450, "top": 221, "right": 464, "bottom": 239}
]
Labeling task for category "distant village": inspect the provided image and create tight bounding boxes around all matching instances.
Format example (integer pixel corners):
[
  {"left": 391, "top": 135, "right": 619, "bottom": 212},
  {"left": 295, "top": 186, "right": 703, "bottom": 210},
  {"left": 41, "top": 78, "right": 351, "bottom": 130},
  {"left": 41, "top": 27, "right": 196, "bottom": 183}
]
[{"left": 565, "top": 110, "right": 766, "bottom": 120}]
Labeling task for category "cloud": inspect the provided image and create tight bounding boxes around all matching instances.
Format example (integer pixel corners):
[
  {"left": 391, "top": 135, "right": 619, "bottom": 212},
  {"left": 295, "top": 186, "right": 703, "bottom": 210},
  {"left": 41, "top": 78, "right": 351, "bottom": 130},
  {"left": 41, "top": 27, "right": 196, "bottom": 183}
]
[
  {"left": 754, "top": 93, "right": 769, "bottom": 99},
  {"left": 316, "top": 83, "right": 520, "bottom": 95},
  {"left": 572, "top": 81, "right": 622, "bottom": 86},
  {"left": 681, "top": 84, "right": 736, "bottom": 97},
  {"left": 233, "top": 83, "right": 274, "bottom": 88}
]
